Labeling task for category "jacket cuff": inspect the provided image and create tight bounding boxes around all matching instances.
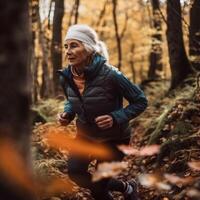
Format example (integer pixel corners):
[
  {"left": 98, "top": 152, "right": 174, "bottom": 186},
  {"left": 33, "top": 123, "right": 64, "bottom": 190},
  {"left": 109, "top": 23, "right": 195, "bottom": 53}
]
[{"left": 109, "top": 112, "right": 119, "bottom": 125}]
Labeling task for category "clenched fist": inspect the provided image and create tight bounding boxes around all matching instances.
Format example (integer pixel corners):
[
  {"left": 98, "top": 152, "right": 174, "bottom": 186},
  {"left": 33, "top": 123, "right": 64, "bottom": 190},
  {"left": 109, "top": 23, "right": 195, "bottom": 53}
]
[
  {"left": 57, "top": 112, "right": 70, "bottom": 126},
  {"left": 95, "top": 115, "right": 113, "bottom": 130}
]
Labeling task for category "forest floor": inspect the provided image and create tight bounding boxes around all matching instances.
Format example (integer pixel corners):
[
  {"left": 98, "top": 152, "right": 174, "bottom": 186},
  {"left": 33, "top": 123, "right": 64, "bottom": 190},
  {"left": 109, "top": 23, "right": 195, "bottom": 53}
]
[{"left": 32, "top": 75, "right": 200, "bottom": 200}]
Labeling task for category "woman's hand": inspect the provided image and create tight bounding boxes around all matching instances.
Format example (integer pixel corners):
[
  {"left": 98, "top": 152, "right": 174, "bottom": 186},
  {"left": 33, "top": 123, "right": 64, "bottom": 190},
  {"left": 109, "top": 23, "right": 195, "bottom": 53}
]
[
  {"left": 95, "top": 115, "right": 113, "bottom": 130},
  {"left": 57, "top": 112, "right": 70, "bottom": 126}
]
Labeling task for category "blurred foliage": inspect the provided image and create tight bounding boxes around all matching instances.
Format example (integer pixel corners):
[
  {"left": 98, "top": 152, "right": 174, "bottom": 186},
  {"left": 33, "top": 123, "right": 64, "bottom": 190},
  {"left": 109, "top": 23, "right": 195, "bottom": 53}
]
[{"left": 32, "top": 99, "right": 65, "bottom": 122}]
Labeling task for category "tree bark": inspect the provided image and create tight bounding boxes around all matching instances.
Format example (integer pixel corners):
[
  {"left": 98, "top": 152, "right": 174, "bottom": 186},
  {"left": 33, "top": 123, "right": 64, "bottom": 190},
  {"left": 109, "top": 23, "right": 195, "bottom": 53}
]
[
  {"left": 112, "top": 0, "right": 122, "bottom": 70},
  {"left": 74, "top": 0, "right": 80, "bottom": 24},
  {"left": 33, "top": 57, "right": 39, "bottom": 102},
  {"left": 68, "top": 3, "right": 76, "bottom": 27},
  {"left": 30, "top": 0, "right": 40, "bottom": 103},
  {"left": 166, "top": 0, "right": 193, "bottom": 90},
  {"left": 31, "top": 0, "right": 51, "bottom": 99},
  {"left": 48, "top": 0, "right": 53, "bottom": 29},
  {"left": 189, "top": 0, "right": 200, "bottom": 70},
  {"left": 129, "top": 44, "right": 136, "bottom": 82},
  {"left": 38, "top": 9, "right": 51, "bottom": 99},
  {"left": 0, "top": 1, "right": 35, "bottom": 199},
  {"left": 148, "top": 0, "right": 163, "bottom": 80},
  {"left": 51, "top": 0, "right": 64, "bottom": 96}
]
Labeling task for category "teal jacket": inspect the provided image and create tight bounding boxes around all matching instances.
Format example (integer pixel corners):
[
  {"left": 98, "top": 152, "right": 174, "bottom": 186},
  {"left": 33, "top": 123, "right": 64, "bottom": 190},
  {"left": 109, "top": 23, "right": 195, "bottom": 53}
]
[{"left": 58, "top": 53, "right": 148, "bottom": 141}]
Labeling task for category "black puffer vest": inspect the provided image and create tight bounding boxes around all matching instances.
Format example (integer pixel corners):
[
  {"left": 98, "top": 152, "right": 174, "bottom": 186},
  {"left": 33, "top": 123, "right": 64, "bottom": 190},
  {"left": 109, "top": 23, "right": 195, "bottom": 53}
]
[{"left": 58, "top": 54, "right": 130, "bottom": 142}]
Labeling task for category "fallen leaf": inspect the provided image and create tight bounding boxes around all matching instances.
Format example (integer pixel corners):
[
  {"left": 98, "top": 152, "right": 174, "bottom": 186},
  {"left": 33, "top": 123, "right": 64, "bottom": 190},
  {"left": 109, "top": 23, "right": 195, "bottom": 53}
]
[
  {"left": 117, "top": 145, "right": 160, "bottom": 156},
  {"left": 139, "top": 145, "right": 160, "bottom": 156},
  {"left": 188, "top": 161, "right": 200, "bottom": 171},
  {"left": 92, "top": 161, "right": 128, "bottom": 182},
  {"left": 187, "top": 189, "right": 200, "bottom": 198},
  {"left": 164, "top": 174, "right": 194, "bottom": 185},
  {"left": 138, "top": 173, "right": 171, "bottom": 191},
  {"left": 117, "top": 145, "right": 139, "bottom": 155}
]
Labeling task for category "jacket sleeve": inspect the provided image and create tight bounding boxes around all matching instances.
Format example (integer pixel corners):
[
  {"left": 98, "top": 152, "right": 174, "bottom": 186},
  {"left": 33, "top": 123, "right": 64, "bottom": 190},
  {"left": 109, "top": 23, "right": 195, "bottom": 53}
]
[
  {"left": 63, "top": 100, "right": 76, "bottom": 121},
  {"left": 58, "top": 72, "right": 76, "bottom": 121},
  {"left": 110, "top": 70, "right": 148, "bottom": 124}
]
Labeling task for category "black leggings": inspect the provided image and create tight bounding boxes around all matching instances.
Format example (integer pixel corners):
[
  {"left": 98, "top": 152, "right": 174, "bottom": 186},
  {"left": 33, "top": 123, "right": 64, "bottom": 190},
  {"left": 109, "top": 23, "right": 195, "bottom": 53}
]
[{"left": 67, "top": 137, "right": 130, "bottom": 200}]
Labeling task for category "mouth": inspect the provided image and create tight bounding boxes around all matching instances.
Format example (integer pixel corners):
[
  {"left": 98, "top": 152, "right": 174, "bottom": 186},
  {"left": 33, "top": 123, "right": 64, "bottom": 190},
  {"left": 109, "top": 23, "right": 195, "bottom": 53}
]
[{"left": 68, "top": 57, "right": 76, "bottom": 61}]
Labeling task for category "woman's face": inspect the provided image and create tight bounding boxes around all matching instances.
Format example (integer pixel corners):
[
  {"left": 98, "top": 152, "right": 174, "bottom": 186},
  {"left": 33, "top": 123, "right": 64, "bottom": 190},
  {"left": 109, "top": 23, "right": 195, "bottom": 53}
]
[{"left": 64, "top": 39, "right": 90, "bottom": 68}]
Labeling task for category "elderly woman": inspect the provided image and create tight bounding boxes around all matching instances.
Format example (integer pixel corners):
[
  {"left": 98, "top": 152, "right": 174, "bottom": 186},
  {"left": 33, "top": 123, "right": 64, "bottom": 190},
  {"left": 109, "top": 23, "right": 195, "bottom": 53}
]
[{"left": 57, "top": 24, "right": 147, "bottom": 200}]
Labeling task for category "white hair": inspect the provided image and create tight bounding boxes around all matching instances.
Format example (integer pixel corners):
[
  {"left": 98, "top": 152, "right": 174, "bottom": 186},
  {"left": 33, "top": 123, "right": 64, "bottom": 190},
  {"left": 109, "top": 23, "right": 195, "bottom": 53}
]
[{"left": 65, "top": 24, "right": 109, "bottom": 61}]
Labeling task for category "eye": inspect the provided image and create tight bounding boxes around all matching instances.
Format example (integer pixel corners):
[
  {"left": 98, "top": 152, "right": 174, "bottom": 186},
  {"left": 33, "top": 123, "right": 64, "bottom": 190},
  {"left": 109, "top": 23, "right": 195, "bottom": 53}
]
[
  {"left": 71, "top": 43, "right": 78, "bottom": 48},
  {"left": 64, "top": 42, "right": 80, "bottom": 50}
]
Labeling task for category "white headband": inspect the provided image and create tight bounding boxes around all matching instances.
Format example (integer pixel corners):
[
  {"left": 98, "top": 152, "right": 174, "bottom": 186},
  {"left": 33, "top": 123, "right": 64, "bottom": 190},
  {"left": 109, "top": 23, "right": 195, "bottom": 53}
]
[
  {"left": 64, "top": 24, "right": 109, "bottom": 61},
  {"left": 64, "top": 25, "right": 97, "bottom": 47}
]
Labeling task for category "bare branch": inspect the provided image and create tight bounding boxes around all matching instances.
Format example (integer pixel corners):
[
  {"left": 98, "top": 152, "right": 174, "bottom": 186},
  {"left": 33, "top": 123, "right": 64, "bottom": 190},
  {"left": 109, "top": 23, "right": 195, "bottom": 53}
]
[
  {"left": 95, "top": 0, "right": 109, "bottom": 27},
  {"left": 120, "top": 12, "right": 128, "bottom": 39}
]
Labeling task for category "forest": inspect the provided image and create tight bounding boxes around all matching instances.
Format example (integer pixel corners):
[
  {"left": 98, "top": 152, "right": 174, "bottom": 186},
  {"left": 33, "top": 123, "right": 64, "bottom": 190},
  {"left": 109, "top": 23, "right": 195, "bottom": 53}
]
[{"left": 0, "top": 0, "right": 200, "bottom": 199}]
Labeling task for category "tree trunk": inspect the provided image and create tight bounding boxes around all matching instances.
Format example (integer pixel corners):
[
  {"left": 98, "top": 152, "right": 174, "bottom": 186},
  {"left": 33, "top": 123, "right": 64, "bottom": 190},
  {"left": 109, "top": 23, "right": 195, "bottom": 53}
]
[
  {"left": 166, "top": 0, "right": 193, "bottom": 90},
  {"left": 31, "top": 0, "right": 51, "bottom": 100},
  {"left": 38, "top": 10, "right": 51, "bottom": 99},
  {"left": 68, "top": 3, "right": 75, "bottom": 27},
  {"left": 74, "top": 0, "right": 80, "bottom": 24},
  {"left": 189, "top": 0, "right": 200, "bottom": 70},
  {"left": 30, "top": 0, "right": 40, "bottom": 103},
  {"left": 129, "top": 44, "right": 136, "bottom": 82},
  {"left": 48, "top": 0, "right": 53, "bottom": 29},
  {"left": 0, "top": 1, "right": 35, "bottom": 199},
  {"left": 148, "top": 0, "right": 163, "bottom": 80},
  {"left": 51, "top": 0, "right": 64, "bottom": 96},
  {"left": 112, "top": 0, "right": 122, "bottom": 70}
]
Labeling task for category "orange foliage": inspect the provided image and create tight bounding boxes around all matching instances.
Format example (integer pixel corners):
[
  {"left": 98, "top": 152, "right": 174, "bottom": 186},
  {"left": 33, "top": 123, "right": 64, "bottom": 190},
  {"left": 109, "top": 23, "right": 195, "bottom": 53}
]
[
  {"left": 0, "top": 138, "right": 36, "bottom": 193},
  {"left": 0, "top": 138, "right": 73, "bottom": 198},
  {"left": 41, "top": 177, "right": 73, "bottom": 197},
  {"left": 43, "top": 127, "right": 114, "bottom": 159}
]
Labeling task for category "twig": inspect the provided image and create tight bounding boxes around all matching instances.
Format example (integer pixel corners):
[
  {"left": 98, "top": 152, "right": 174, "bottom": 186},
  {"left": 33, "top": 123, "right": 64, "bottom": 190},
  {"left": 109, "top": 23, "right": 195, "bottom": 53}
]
[{"left": 197, "top": 73, "right": 200, "bottom": 90}]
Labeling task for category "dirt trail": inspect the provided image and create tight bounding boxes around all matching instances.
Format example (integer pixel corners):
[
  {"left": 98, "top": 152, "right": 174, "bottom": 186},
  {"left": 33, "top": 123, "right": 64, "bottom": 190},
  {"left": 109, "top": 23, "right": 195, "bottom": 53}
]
[{"left": 32, "top": 79, "right": 200, "bottom": 200}]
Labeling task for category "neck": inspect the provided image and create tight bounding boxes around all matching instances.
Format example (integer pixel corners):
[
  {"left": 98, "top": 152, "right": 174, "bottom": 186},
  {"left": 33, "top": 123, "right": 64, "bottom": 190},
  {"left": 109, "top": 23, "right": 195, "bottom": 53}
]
[
  {"left": 72, "top": 53, "right": 93, "bottom": 75},
  {"left": 74, "top": 66, "right": 84, "bottom": 76}
]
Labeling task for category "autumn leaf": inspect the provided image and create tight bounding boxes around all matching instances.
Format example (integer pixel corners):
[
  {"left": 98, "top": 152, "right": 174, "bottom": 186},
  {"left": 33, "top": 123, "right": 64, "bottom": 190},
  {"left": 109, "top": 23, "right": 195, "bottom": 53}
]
[
  {"left": 139, "top": 145, "right": 160, "bottom": 156},
  {"left": 92, "top": 161, "right": 128, "bottom": 182},
  {"left": 187, "top": 189, "right": 200, "bottom": 198},
  {"left": 117, "top": 145, "right": 139, "bottom": 155},
  {"left": 43, "top": 129, "right": 114, "bottom": 159},
  {"left": 117, "top": 144, "right": 160, "bottom": 156},
  {"left": 138, "top": 173, "right": 171, "bottom": 191},
  {"left": 188, "top": 161, "right": 200, "bottom": 171},
  {"left": 164, "top": 174, "right": 194, "bottom": 186}
]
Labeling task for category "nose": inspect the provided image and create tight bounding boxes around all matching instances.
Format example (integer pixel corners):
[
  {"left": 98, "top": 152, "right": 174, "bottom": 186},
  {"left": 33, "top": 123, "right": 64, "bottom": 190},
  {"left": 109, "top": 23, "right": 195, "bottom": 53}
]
[
  {"left": 64, "top": 45, "right": 72, "bottom": 55},
  {"left": 66, "top": 47, "right": 72, "bottom": 56}
]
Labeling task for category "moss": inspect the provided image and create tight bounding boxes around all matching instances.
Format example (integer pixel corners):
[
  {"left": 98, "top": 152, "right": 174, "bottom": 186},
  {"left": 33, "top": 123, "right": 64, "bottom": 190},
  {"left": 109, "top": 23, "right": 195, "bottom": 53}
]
[
  {"left": 32, "top": 99, "right": 65, "bottom": 122},
  {"left": 30, "top": 108, "right": 47, "bottom": 125},
  {"left": 148, "top": 108, "right": 171, "bottom": 145},
  {"left": 171, "top": 120, "right": 192, "bottom": 135},
  {"left": 183, "top": 103, "right": 199, "bottom": 118},
  {"left": 156, "top": 136, "right": 200, "bottom": 166}
]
